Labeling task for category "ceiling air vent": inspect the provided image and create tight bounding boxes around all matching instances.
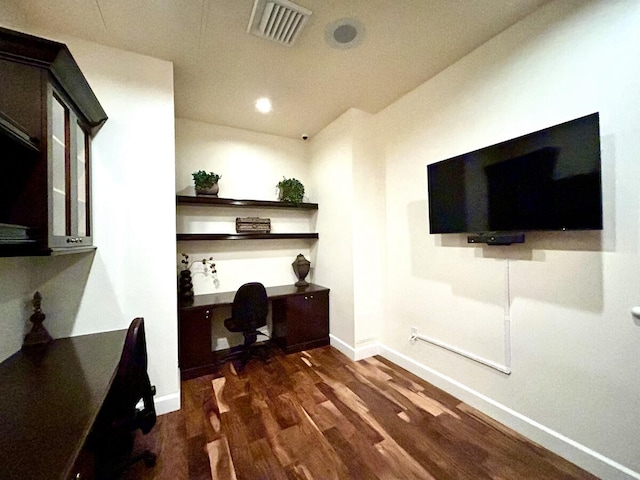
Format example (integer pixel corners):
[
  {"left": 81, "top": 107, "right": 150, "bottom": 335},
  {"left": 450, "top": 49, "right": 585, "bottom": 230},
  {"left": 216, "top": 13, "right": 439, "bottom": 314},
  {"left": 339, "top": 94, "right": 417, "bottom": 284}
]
[{"left": 247, "top": 0, "right": 312, "bottom": 46}]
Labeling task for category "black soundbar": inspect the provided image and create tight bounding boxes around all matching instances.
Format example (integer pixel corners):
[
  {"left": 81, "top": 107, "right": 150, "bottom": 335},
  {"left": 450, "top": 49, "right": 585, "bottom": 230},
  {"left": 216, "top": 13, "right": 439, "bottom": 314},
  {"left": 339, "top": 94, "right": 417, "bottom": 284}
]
[{"left": 467, "top": 233, "right": 525, "bottom": 245}]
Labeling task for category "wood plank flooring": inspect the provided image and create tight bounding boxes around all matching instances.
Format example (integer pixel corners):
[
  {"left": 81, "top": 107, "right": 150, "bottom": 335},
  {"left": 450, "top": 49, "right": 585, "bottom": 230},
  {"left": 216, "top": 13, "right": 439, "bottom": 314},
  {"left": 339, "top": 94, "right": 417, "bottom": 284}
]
[{"left": 124, "top": 346, "right": 599, "bottom": 480}]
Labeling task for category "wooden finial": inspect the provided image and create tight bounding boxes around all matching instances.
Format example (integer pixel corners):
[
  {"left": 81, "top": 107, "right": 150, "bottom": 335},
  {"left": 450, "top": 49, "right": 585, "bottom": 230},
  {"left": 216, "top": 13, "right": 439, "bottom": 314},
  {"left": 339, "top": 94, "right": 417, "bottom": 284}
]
[{"left": 22, "top": 291, "right": 53, "bottom": 351}]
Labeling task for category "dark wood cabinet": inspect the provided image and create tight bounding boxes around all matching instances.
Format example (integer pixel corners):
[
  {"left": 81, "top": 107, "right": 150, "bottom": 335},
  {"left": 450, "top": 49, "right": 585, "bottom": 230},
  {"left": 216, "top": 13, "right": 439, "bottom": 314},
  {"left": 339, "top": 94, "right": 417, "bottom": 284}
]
[
  {"left": 0, "top": 27, "right": 107, "bottom": 257},
  {"left": 178, "top": 306, "right": 219, "bottom": 379},
  {"left": 272, "top": 288, "right": 330, "bottom": 353},
  {"left": 178, "top": 284, "right": 330, "bottom": 379}
]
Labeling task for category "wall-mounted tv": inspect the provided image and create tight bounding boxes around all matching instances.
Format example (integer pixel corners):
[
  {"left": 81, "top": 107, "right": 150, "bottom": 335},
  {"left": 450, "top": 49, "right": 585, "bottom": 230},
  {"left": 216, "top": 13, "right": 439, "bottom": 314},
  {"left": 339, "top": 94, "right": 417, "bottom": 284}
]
[{"left": 427, "top": 113, "right": 602, "bottom": 245}]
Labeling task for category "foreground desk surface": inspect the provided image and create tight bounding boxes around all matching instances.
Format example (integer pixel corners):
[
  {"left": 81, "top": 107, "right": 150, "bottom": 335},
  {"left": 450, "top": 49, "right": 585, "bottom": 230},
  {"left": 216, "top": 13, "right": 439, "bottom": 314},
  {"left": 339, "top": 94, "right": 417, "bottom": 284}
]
[
  {"left": 0, "top": 329, "right": 127, "bottom": 480},
  {"left": 179, "top": 283, "right": 330, "bottom": 379}
]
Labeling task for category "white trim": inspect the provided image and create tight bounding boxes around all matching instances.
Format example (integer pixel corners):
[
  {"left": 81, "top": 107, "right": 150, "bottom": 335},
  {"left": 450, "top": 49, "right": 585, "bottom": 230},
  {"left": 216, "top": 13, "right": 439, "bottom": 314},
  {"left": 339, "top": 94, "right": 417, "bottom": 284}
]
[
  {"left": 379, "top": 344, "right": 640, "bottom": 480},
  {"left": 329, "top": 334, "right": 381, "bottom": 361},
  {"left": 329, "top": 334, "right": 356, "bottom": 359},
  {"left": 154, "top": 391, "right": 180, "bottom": 415},
  {"left": 353, "top": 340, "right": 382, "bottom": 360}
]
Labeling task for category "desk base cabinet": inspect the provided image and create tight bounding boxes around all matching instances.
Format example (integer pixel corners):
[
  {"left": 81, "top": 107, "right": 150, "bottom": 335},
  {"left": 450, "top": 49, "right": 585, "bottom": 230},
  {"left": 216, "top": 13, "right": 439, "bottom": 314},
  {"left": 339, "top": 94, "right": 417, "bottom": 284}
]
[
  {"left": 178, "top": 284, "right": 330, "bottom": 379},
  {"left": 178, "top": 307, "right": 218, "bottom": 380},
  {"left": 272, "top": 289, "right": 330, "bottom": 354}
]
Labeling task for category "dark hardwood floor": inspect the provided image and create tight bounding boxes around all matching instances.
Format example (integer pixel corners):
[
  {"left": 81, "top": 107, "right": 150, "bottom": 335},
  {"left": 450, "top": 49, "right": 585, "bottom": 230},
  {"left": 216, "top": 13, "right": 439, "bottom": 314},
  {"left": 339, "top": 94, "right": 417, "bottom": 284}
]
[{"left": 125, "top": 346, "right": 598, "bottom": 480}]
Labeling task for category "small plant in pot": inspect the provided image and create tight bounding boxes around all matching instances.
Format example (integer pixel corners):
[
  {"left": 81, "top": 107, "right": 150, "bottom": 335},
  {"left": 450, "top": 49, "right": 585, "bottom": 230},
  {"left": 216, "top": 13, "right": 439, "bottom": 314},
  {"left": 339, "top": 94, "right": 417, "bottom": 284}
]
[
  {"left": 192, "top": 170, "right": 221, "bottom": 196},
  {"left": 277, "top": 177, "right": 304, "bottom": 203}
]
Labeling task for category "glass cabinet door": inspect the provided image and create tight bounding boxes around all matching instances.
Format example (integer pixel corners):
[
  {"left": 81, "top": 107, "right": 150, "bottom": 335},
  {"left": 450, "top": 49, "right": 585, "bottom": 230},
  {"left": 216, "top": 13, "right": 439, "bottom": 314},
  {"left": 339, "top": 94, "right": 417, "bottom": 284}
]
[
  {"left": 51, "top": 94, "right": 69, "bottom": 239},
  {"left": 49, "top": 88, "right": 92, "bottom": 249},
  {"left": 75, "top": 122, "right": 90, "bottom": 238}
]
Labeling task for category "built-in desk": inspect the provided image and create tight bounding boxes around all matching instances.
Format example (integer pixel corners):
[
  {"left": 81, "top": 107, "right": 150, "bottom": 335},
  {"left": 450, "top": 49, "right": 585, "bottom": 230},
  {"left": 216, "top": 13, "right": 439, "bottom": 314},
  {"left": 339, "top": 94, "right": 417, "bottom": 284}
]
[
  {"left": 0, "top": 329, "right": 127, "bottom": 479},
  {"left": 179, "top": 283, "right": 330, "bottom": 379}
]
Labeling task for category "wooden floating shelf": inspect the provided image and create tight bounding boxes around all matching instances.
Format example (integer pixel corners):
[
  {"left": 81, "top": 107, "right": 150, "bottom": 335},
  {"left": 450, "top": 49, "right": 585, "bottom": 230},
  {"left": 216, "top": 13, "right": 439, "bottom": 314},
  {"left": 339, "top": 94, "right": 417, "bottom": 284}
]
[
  {"left": 176, "top": 195, "right": 318, "bottom": 210},
  {"left": 177, "top": 233, "right": 319, "bottom": 241}
]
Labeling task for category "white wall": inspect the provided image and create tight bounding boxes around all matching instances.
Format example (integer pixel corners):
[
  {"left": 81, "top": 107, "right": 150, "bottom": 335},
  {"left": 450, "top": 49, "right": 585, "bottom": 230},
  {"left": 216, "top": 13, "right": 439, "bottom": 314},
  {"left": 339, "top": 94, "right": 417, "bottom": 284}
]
[
  {"left": 351, "top": 110, "right": 385, "bottom": 349},
  {"left": 175, "top": 119, "right": 315, "bottom": 348},
  {"left": 373, "top": 1, "right": 640, "bottom": 479},
  {"left": 0, "top": 24, "right": 179, "bottom": 413},
  {"left": 309, "top": 108, "right": 385, "bottom": 353},
  {"left": 309, "top": 110, "right": 357, "bottom": 347},
  {"left": 175, "top": 118, "right": 314, "bottom": 293}
]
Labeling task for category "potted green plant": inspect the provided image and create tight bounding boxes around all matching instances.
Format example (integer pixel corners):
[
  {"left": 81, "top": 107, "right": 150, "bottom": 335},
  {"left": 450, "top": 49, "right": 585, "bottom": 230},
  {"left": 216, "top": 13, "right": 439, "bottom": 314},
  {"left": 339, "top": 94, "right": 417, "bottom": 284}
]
[
  {"left": 192, "top": 170, "right": 221, "bottom": 196},
  {"left": 277, "top": 177, "right": 304, "bottom": 203}
]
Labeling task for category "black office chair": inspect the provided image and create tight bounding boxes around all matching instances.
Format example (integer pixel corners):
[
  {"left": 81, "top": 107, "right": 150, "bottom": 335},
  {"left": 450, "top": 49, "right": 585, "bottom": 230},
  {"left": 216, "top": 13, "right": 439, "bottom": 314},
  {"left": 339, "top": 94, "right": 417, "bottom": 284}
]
[
  {"left": 91, "top": 317, "right": 157, "bottom": 479},
  {"left": 222, "top": 282, "right": 270, "bottom": 371}
]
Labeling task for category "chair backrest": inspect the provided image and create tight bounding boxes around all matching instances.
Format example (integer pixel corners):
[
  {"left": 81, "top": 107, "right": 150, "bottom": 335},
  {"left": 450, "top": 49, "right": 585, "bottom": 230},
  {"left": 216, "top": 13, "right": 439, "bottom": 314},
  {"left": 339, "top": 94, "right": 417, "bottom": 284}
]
[
  {"left": 231, "top": 282, "right": 268, "bottom": 331},
  {"left": 103, "top": 317, "right": 154, "bottom": 425}
]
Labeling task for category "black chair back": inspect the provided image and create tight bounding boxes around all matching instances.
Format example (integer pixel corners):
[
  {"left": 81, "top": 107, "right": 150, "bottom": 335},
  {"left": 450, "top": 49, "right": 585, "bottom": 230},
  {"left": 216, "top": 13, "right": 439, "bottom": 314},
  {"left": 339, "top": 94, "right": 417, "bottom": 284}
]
[
  {"left": 104, "top": 317, "right": 155, "bottom": 431},
  {"left": 92, "top": 317, "right": 157, "bottom": 477},
  {"left": 231, "top": 282, "right": 268, "bottom": 330}
]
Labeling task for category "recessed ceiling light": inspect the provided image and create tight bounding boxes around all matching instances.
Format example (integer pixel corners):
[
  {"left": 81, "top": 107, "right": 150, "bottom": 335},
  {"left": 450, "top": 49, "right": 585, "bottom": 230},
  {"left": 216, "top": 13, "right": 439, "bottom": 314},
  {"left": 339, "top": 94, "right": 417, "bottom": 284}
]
[{"left": 255, "top": 97, "right": 272, "bottom": 113}]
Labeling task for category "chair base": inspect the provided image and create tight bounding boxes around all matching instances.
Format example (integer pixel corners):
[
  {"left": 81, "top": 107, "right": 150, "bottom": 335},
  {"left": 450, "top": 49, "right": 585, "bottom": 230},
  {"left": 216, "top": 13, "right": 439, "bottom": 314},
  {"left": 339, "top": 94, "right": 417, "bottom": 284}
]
[
  {"left": 93, "top": 432, "right": 157, "bottom": 479},
  {"left": 220, "top": 340, "right": 271, "bottom": 372}
]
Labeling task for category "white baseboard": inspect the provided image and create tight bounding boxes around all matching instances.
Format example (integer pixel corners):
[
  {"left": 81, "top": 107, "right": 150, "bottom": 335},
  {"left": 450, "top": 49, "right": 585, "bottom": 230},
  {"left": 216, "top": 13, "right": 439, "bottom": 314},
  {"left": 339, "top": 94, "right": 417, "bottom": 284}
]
[
  {"left": 154, "top": 391, "right": 180, "bottom": 416},
  {"left": 327, "top": 333, "right": 638, "bottom": 480},
  {"left": 378, "top": 344, "right": 640, "bottom": 480},
  {"left": 329, "top": 334, "right": 381, "bottom": 361}
]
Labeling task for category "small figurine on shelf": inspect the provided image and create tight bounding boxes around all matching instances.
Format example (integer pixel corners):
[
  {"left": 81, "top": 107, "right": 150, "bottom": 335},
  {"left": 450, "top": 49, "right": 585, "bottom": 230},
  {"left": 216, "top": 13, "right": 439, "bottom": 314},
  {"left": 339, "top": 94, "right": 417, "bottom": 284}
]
[
  {"left": 22, "top": 291, "right": 53, "bottom": 351},
  {"left": 178, "top": 253, "right": 195, "bottom": 300}
]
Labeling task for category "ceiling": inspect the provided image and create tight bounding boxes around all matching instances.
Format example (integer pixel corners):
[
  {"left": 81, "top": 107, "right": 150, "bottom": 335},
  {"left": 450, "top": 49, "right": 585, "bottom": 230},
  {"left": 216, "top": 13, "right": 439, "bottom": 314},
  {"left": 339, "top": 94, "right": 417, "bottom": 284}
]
[{"left": 13, "top": 0, "right": 549, "bottom": 139}]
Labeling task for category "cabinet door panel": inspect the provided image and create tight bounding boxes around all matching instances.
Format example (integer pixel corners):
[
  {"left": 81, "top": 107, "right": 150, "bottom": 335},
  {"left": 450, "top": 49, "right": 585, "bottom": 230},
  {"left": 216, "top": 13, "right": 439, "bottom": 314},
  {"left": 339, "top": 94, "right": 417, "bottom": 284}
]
[
  {"left": 50, "top": 95, "right": 69, "bottom": 238},
  {"left": 75, "top": 122, "right": 90, "bottom": 237},
  {"left": 272, "top": 290, "right": 329, "bottom": 353},
  {"left": 0, "top": 59, "right": 43, "bottom": 140},
  {"left": 48, "top": 88, "right": 93, "bottom": 248},
  {"left": 283, "top": 295, "right": 310, "bottom": 345},
  {"left": 178, "top": 308, "right": 214, "bottom": 369},
  {"left": 305, "top": 292, "right": 329, "bottom": 339}
]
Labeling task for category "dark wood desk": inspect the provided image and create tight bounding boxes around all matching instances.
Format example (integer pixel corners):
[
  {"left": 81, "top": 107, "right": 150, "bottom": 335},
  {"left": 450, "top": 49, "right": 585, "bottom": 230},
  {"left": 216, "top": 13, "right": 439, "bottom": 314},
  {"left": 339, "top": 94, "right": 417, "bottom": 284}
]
[
  {"left": 179, "top": 283, "right": 330, "bottom": 379},
  {"left": 0, "top": 329, "right": 127, "bottom": 479}
]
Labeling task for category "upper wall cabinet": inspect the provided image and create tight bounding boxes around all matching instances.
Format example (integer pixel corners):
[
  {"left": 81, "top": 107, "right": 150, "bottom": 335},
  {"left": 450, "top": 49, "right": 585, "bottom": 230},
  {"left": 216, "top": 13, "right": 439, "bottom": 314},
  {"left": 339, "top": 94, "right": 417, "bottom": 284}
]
[{"left": 0, "top": 27, "right": 107, "bottom": 257}]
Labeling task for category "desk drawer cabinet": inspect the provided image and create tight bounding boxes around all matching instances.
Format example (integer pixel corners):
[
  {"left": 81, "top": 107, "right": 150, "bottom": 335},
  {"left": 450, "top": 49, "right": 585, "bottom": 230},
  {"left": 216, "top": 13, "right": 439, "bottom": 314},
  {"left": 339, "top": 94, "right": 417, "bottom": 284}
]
[
  {"left": 272, "top": 289, "right": 329, "bottom": 353},
  {"left": 178, "top": 307, "right": 216, "bottom": 377}
]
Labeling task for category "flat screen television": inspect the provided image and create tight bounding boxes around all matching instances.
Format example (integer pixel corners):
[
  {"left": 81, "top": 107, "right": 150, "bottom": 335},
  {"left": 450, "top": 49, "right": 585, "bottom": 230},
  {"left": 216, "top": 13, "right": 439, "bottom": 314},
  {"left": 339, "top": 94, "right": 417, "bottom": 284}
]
[{"left": 427, "top": 113, "right": 602, "bottom": 244}]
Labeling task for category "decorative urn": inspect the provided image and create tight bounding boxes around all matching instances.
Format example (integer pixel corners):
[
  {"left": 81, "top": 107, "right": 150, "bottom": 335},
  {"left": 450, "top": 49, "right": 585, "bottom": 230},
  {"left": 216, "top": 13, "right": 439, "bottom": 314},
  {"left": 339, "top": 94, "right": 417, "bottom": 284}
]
[{"left": 292, "top": 253, "right": 311, "bottom": 287}]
